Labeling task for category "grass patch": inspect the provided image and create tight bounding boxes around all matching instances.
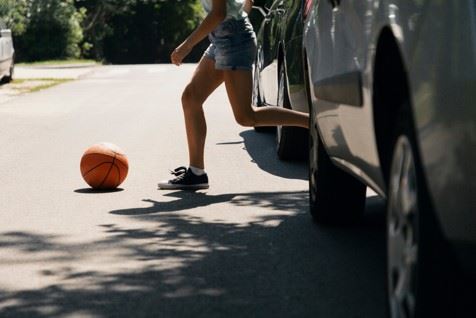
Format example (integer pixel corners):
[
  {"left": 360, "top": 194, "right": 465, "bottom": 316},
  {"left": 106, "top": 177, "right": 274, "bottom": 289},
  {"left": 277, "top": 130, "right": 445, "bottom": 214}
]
[
  {"left": 9, "top": 78, "right": 74, "bottom": 94},
  {"left": 11, "top": 79, "right": 27, "bottom": 84},
  {"left": 17, "top": 59, "right": 98, "bottom": 67},
  {"left": 13, "top": 78, "right": 74, "bottom": 83},
  {"left": 28, "top": 79, "right": 73, "bottom": 93}
]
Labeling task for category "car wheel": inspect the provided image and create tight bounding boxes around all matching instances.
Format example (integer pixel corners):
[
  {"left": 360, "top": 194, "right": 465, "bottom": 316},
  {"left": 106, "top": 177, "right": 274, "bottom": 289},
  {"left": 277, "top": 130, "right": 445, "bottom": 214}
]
[
  {"left": 387, "top": 134, "right": 420, "bottom": 318},
  {"left": 308, "top": 107, "right": 366, "bottom": 224},
  {"left": 386, "top": 105, "right": 454, "bottom": 318},
  {"left": 276, "top": 63, "right": 308, "bottom": 160},
  {"left": 3, "top": 57, "right": 14, "bottom": 84}
]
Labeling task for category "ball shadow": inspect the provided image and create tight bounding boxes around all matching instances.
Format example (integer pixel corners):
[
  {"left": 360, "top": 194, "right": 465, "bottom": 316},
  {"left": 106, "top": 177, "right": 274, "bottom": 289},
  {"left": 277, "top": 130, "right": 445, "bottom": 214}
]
[{"left": 74, "top": 188, "right": 124, "bottom": 194}]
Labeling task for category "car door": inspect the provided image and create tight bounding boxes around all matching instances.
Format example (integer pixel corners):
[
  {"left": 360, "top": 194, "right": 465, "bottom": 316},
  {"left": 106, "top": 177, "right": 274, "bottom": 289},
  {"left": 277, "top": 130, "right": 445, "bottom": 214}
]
[
  {"left": 259, "top": 0, "right": 290, "bottom": 106},
  {"left": 283, "top": 0, "right": 308, "bottom": 113},
  {"left": 314, "top": 0, "right": 380, "bottom": 180},
  {"left": 0, "top": 19, "right": 6, "bottom": 74}
]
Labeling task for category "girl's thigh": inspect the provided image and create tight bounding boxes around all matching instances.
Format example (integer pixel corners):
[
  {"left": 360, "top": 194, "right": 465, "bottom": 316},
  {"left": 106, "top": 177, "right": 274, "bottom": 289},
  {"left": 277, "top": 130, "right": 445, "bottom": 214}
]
[
  {"left": 223, "top": 69, "right": 253, "bottom": 117},
  {"left": 185, "top": 56, "right": 224, "bottom": 104}
]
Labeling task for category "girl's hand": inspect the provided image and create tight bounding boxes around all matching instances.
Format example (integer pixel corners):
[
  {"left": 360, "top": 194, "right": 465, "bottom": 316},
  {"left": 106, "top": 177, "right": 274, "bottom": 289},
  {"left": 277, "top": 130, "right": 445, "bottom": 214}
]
[{"left": 171, "top": 42, "right": 192, "bottom": 66}]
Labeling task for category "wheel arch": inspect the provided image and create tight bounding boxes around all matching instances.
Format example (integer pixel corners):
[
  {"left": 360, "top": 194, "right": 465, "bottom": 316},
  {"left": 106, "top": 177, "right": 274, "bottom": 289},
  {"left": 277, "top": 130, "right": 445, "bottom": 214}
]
[{"left": 372, "top": 26, "right": 411, "bottom": 187}]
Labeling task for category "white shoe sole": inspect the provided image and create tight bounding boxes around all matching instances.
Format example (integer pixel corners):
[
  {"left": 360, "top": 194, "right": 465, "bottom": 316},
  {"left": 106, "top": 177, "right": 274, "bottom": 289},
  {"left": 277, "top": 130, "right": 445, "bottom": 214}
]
[{"left": 158, "top": 182, "right": 209, "bottom": 190}]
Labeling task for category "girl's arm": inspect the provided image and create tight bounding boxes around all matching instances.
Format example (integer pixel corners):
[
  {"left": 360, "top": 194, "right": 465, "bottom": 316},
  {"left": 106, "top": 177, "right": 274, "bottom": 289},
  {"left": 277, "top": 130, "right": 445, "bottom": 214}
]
[
  {"left": 244, "top": 0, "right": 254, "bottom": 14},
  {"left": 171, "top": 0, "right": 226, "bottom": 66}
]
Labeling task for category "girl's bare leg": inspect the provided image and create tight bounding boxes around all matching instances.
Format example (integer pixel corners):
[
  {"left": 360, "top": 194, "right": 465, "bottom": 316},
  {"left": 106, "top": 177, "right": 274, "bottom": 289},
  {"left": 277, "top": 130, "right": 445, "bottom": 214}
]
[
  {"left": 182, "top": 57, "right": 224, "bottom": 169},
  {"left": 223, "top": 69, "right": 309, "bottom": 128}
]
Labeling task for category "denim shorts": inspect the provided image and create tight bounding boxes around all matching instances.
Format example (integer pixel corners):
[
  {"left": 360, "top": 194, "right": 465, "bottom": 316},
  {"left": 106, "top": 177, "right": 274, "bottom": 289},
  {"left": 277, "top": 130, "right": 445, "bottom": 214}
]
[{"left": 204, "top": 17, "right": 257, "bottom": 71}]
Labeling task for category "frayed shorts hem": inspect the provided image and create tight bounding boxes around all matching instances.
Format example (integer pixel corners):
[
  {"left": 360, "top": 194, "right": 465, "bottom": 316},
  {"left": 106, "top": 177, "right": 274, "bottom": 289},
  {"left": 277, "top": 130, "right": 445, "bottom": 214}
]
[{"left": 203, "top": 55, "right": 253, "bottom": 71}]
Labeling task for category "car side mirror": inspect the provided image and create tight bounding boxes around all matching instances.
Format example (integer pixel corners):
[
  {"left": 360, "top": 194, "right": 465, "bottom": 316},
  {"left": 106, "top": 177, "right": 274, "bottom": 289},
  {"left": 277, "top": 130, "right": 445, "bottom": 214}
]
[{"left": 0, "top": 29, "right": 12, "bottom": 38}]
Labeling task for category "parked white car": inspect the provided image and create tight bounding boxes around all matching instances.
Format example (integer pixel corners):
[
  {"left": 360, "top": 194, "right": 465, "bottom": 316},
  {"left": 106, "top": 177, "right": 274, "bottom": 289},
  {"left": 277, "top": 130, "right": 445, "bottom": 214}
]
[{"left": 0, "top": 18, "right": 14, "bottom": 83}]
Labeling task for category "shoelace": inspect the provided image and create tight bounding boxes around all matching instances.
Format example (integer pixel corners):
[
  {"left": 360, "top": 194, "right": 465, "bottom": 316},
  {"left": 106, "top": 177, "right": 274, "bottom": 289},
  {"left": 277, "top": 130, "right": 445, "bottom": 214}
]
[{"left": 169, "top": 166, "right": 188, "bottom": 181}]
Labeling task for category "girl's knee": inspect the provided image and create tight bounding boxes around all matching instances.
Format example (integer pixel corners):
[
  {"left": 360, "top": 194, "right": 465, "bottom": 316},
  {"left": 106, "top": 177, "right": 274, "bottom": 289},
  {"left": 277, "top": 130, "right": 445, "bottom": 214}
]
[
  {"left": 181, "top": 85, "right": 194, "bottom": 105},
  {"left": 181, "top": 85, "right": 202, "bottom": 111},
  {"left": 234, "top": 113, "right": 255, "bottom": 127}
]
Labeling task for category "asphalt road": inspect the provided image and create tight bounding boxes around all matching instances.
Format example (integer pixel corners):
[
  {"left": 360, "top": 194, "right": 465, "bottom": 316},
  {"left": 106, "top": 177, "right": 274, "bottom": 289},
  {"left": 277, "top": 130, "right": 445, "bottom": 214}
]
[{"left": 0, "top": 64, "right": 387, "bottom": 317}]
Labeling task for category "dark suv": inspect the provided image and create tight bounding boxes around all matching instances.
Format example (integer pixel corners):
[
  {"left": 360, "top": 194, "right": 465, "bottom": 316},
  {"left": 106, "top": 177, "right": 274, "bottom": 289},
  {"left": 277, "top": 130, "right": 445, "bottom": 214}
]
[{"left": 252, "top": 0, "right": 308, "bottom": 160}]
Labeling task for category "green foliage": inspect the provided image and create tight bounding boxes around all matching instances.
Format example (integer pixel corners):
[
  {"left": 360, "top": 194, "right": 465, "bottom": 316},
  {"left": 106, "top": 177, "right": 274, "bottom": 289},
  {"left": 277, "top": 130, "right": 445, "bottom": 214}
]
[
  {"left": 24, "top": 0, "right": 84, "bottom": 61},
  {"left": 0, "top": 0, "right": 28, "bottom": 36},
  {"left": 4, "top": 0, "right": 84, "bottom": 62},
  {"left": 77, "top": 0, "right": 205, "bottom": 64},
  {"left": 0, "top": 0, "right": 213, "bottom": 63},
  {"left": 74, "top": 0, "right": 138, "bottom": 60},
  {"left": 102, "top": 0, "right": 205, "bottom": 63}
]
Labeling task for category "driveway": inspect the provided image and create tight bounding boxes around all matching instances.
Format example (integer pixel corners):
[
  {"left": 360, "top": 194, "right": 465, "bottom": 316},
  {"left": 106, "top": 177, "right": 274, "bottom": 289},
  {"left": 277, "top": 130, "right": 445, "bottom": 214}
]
[{"left": 0, "top": 64, "right": 386, "bottom": 317}]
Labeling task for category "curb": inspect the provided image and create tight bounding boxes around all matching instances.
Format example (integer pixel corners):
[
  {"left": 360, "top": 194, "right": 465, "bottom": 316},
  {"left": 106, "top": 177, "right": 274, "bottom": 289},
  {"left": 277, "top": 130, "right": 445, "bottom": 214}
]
[{"left": 14, "top": 65, "right": 101, "bottom": 80}]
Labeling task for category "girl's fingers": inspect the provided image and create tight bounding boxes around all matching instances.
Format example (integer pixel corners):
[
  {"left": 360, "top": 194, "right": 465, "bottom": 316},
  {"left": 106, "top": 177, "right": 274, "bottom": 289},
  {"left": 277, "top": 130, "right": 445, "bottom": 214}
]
[
  {"left": 171, "top": 43, "right": 192, "bottom": 66},
  {"left": 171, "top": 52, "right": 182, "bottom": 66},
  {"left": 171, "top": 45, "right": 191, "bottom": 66}
]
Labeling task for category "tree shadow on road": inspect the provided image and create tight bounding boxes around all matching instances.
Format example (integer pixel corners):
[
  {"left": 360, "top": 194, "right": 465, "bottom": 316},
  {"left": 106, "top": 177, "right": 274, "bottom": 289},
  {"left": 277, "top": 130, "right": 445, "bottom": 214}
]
[
  {"left": 109, "top": 190, "right": 308, "bottom": 216},
  {"left": 0, "top": 192, "right": 388, "bottom": 318}
]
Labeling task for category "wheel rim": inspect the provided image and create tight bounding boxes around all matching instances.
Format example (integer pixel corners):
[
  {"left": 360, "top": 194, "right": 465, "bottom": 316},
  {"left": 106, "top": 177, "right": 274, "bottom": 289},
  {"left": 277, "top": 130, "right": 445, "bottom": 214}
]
[
  {"left": 252, "top": 48, "right": 263, "bottom": 107},
  {"left": 277, "top": 66, "right": 285, "bottom": 143},
  {"left": 252, "top": 72, "right": 260, "bottom": 106},
  {"left": 387, "top": 136, "right": 419, "bottom": 318}
]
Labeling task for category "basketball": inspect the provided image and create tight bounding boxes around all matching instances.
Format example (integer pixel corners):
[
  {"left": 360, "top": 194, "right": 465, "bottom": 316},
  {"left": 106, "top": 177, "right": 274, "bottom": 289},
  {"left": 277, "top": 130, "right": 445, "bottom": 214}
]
[{"left": 80, "top": 142, "right": 129, "bottom": 190}]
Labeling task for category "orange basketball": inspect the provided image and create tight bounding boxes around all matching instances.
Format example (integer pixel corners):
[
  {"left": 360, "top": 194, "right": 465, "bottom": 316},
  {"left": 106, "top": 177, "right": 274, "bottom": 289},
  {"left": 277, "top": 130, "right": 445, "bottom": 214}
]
[{"left": 80, "top": 142, "right": 129, "bottom": 190}]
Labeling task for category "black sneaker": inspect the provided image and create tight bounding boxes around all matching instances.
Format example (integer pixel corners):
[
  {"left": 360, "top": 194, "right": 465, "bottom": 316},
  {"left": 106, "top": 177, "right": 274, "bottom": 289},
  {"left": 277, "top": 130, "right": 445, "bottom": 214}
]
[{"left": 158, "top": 166, "right": 209, "bottom": 190}]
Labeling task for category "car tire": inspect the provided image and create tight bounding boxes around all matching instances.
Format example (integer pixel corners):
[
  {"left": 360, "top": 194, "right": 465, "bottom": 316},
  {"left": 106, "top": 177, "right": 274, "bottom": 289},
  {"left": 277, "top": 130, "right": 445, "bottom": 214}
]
[
  {"left": 386, "top": 103, "right": 454, "bottom": 318},
  {"left": 1, "top": 57, "right": 14, "bottom": 84},
  {"left": 308, "top": 111, "right": 366, "bottom": 224},
  {"left": 3, "top": 58, "right": 15, "bottom": 83},
  {"left": 276, "top": 63, "right": 308, "bottom": 160}
]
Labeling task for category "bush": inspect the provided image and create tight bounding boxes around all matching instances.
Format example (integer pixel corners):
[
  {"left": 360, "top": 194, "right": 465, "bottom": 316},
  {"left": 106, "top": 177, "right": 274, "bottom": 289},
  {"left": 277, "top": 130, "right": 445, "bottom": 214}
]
[
  {"left": 16, "top": 0, "right": 84, "bottom": 62},
  {"left": 0, "top": 0, "right": 28, "bottom": 36},
  {"left": 3, "top": 0, "right": 254, "bottom": 63},
  {"left": 101, "top": 0, "right": 205, "bottom": 64}
]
